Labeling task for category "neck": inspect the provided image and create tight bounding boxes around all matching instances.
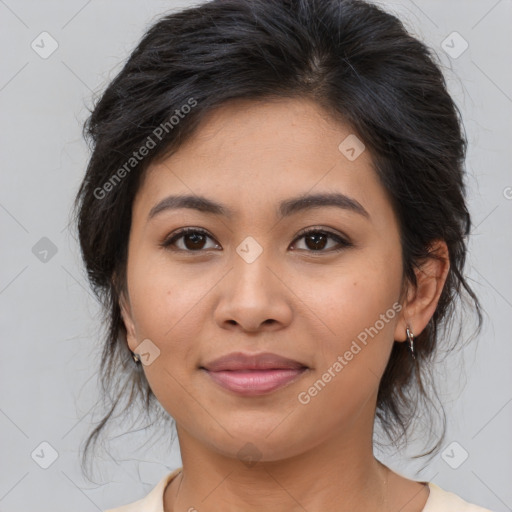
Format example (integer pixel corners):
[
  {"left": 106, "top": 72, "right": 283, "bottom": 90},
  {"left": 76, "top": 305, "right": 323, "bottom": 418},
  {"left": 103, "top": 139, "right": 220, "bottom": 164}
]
[{"left": 164, "top": 421, "right": 391, "bottom": 512}]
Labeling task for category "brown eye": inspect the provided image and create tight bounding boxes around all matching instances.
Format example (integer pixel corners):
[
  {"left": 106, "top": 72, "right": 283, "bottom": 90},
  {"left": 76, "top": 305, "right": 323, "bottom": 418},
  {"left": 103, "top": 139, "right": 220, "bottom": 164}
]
[
  {"left": 291, "top": 228, "right": 352, "bottom": 253},
  {"left": 161, "top": 228, "right": 220, "bottom": 251},
  {"left": 182, "top": 232, "right": 207, "bottom": 250},
  {"left": 304, "top": 232, "right": 328, "bottom": 250}
]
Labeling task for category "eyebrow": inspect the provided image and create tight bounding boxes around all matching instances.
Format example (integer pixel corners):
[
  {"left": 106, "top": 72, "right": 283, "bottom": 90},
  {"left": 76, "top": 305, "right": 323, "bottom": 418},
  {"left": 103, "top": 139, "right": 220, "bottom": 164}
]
[{"left": 147, "top": 192, "right": 370, "bottom": 221}]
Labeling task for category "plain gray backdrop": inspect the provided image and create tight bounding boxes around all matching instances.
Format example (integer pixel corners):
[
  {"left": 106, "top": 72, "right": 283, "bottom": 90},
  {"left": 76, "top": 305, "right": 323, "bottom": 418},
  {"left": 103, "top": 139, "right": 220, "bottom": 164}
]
[{"left": 1, "top": 1, "right": 511, "bottom": 511}]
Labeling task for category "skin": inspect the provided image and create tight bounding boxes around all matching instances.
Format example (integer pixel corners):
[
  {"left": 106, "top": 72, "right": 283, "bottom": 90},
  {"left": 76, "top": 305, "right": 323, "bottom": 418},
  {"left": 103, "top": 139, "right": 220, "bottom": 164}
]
[{"left": 119, "top": 97, "right": 450, "bottom": 512}]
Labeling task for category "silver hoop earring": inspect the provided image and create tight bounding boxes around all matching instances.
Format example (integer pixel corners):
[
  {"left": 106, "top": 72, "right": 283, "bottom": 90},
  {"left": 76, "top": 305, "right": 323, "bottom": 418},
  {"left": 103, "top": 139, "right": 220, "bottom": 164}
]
[{"left": 406, "top": 326, "right": 416, "bottom": 360}]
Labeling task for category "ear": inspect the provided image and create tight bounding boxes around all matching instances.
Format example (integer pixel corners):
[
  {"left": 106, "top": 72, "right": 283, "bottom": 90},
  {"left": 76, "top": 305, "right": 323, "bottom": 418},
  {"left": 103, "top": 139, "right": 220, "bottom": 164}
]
[
  {"left": 119, "top": 291, "right": 138, "bottom": 353},
  {"left": 394, "top": 239, "right": 450, "bottom": 342}
]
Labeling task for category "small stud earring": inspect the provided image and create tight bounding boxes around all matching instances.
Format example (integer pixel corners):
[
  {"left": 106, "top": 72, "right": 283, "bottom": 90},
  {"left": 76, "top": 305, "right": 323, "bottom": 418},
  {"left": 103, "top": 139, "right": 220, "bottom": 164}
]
[{"left": 132, "top": 351, "right": 141, "bottom": 364}]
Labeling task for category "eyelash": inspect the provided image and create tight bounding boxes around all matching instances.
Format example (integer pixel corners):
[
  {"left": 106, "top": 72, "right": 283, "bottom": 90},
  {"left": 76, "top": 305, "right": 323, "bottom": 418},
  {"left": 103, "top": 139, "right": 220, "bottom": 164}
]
[{"left": 160, "top": 227, "right": 353, "bottom": 254}]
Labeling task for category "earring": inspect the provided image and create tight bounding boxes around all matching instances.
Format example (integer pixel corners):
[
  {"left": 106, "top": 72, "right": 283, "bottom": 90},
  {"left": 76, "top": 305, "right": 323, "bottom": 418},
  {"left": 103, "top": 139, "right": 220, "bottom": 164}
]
[
  {"left": 405, "top": 326, "right": 416, "bottom": 360},
  {"left": 132, "top": 351, "right": 141, "bottom": 364}
]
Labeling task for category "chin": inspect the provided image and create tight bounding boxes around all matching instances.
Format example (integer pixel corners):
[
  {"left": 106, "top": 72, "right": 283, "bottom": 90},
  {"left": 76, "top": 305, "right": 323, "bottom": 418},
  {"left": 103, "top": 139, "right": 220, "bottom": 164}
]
[{"left": 199, "top": 422, "right": 315, "bottom": 464}]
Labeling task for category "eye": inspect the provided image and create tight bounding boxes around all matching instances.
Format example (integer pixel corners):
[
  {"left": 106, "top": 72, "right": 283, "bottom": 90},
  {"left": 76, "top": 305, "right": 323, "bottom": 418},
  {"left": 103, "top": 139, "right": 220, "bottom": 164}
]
[
  {"left": 160, "top": 228, "right": 220, "bottom": 252},
  {"left": 160, "top": 227, "right": 352, "bottom": 253},
  {"left": 290, "top": 227, "right": 352, "bottom": 253}
]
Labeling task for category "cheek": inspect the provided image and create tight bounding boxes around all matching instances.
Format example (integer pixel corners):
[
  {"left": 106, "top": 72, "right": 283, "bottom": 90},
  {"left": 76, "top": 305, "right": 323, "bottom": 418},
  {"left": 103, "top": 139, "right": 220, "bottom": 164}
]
[
  {"left": 127, "top": 252, "right": 206, "bottom": 340},
  {"left": 294, "top": 248, "right": 403, "bottom": 414},
  {"left": 297, "top": 250, "right": 402, "bottom": 348},
  {"left": 125, "top": 255, "right": 209, "bottom": 396},
  {"left": 293, "top": 260, "right": 401, "bottom": 431}
]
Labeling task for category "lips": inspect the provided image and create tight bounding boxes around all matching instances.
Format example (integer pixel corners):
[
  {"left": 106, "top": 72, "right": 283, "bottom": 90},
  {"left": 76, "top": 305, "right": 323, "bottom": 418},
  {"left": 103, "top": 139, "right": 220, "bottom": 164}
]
[
  {"left": 201, "top": 352, "right": 307, "bottom": 372},
  {"left": 200, "top": 352, "right": 308, "bottom": 396}
]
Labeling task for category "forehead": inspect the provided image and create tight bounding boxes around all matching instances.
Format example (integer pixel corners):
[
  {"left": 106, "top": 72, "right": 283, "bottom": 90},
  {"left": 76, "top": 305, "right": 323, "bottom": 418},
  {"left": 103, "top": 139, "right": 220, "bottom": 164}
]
[
  {"left": 133, "top": 97, "right": 389, "bottom": 222},
  {"left": 160, "top": 96, "right": 363, "bottom": 169}
]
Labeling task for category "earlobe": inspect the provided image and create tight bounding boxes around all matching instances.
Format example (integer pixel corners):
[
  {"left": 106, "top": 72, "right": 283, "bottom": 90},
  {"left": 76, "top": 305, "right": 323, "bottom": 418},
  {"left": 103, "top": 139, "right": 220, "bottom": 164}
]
[
  {"left": 394, "top": 240, "right": 450, "bottom": 342},
  {"left": 119, "top": 293, "right": 138, "bottom": 352}
]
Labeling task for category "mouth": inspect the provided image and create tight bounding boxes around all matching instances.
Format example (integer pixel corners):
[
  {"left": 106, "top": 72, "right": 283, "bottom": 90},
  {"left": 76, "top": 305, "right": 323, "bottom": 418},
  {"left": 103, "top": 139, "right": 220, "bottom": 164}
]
[{"left": 200, "top": 352, "right": 309, "bottom": 396}]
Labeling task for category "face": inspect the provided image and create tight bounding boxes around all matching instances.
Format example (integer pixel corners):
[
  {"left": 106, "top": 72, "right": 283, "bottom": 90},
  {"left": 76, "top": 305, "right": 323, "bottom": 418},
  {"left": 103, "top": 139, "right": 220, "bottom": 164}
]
[{"left": 120, "top": 97, "right": 410, "bottom": 462}]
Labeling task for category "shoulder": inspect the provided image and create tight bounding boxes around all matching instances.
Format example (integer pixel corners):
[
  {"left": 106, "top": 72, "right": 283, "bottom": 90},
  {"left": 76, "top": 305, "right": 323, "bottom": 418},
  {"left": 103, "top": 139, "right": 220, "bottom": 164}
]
[
  {"left": 424, "top": 482, "right": 495, "bottom": 512},
  {"left": 103, "top": 467, "right": 182, "bottom": 512}
]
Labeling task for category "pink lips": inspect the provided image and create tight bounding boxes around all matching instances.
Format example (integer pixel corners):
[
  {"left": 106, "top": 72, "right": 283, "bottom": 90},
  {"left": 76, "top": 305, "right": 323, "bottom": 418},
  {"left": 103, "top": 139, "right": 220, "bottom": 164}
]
[{"left": 201, "top": 352, "right": 308, "bottom": 396}]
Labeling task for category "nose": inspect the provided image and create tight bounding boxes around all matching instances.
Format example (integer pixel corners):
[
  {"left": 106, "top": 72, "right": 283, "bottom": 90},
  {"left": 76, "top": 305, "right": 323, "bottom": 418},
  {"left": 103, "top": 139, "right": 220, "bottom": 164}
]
[{"left": 213, "top": 248, "right": 293, "bottom": 333}]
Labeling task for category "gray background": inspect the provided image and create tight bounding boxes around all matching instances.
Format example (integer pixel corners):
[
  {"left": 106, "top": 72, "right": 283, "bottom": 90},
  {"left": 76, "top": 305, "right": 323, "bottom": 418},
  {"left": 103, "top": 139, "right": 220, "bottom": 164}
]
[{"left": 0, "top": 0, "right": 511, "bottom": 511}]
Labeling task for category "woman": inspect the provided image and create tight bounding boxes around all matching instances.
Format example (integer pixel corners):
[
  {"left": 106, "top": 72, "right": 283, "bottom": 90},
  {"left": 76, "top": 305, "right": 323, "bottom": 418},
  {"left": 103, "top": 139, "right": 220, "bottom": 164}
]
[{"left": 74, "top": 0, "right": 493, "bottom": 510}]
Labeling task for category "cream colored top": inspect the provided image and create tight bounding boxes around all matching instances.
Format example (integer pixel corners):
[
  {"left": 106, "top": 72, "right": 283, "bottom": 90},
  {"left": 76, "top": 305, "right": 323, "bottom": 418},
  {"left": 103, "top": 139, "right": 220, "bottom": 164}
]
[{"left": 104, "top": 467, "right": 494, "bottom": 512}]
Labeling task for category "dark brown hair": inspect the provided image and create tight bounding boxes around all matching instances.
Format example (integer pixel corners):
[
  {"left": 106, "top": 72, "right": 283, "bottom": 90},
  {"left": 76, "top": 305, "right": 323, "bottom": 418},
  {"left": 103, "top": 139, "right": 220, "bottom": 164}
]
[{"left": 73, "top": 0, "right": 482, "bottom": 479}]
